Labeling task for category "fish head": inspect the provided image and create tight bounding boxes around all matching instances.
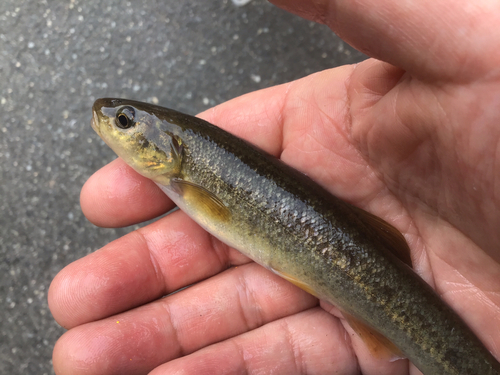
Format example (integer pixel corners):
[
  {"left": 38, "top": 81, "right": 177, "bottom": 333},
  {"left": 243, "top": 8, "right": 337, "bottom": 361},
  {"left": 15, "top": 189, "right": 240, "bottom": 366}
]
[{"left": 91, "top": 98, "right": 183, "bottom": 184}]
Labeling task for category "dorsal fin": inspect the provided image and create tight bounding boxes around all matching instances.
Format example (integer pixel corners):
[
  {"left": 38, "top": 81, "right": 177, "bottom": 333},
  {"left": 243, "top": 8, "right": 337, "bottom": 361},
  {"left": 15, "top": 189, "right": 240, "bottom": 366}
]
[{"left": 350, "top": 205, "right": 412, "bottom": 268}]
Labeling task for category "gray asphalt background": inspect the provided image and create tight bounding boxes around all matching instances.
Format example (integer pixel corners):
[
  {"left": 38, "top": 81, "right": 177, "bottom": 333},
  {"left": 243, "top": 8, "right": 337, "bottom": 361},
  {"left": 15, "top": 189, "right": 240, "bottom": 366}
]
[{"left": 0, "top": 1, "right": 366, "bottom": 373}]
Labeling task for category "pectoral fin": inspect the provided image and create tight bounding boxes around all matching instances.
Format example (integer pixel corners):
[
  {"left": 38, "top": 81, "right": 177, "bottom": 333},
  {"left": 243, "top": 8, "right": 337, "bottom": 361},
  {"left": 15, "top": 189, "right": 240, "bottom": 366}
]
[
  {"left": 351, "top": 205, "right": 412, "bottom": 268},
  {"left": 171, "top": 179, "right": 231, "bottom": 222},
  {"left": 343, "top": 312, "right": 405, "bottom": 361}
]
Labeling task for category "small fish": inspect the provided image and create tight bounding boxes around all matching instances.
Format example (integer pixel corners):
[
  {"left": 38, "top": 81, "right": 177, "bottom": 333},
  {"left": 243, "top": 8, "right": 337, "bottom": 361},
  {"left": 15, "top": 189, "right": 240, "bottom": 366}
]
[{"left": 91, "top": 98, "right": 500, "bottom": 375}]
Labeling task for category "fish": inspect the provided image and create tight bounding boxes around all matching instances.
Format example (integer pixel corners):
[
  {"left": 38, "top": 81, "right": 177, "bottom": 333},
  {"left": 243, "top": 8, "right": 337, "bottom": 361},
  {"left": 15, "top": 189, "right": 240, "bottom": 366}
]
[{"left": 91, "top": 98, "right": 500, "bottom": 375}]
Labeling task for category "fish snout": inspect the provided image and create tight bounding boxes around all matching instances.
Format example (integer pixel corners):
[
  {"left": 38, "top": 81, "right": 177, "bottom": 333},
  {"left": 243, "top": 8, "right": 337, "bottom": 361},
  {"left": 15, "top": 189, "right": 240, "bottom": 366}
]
[{"left": 90, "top": 108, "right": 100, "bottom": 135}]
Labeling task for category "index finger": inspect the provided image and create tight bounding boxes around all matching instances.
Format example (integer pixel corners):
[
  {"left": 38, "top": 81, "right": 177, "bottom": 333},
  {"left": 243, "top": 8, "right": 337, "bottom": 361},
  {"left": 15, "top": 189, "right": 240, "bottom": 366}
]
[{"left": 271, "top": 0, "right": 500, "bottom": 82}]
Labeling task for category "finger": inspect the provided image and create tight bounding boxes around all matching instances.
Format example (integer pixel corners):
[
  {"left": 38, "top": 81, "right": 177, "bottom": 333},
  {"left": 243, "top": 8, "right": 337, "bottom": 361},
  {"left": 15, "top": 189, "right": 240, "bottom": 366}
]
[
  {"left": 197, "top": 82, "right": 287, "bottom": 157},
  {"left": 204, "top": 64, "right": 378, "bottom": 205},
  {"left": 150, "top": 309, "right": 356, "bottom": 375},
  {"left": 49, "top": 210, "right": 250, "bottom": 329},
  {"left": 52, "top": 264, "right": 318, "bottom": 375},
  {"left": 149, "top": 308, "right": 404, "bottom": 375},
  {"left": 270, "top": 0, "right": 500, "bottom": 81},
  {"left": 80, "top": 158, "right": 173, "bottom": 227}
]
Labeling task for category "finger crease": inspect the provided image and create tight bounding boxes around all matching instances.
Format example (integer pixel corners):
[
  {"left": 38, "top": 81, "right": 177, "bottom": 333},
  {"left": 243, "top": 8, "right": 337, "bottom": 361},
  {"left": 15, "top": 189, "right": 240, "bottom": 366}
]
[
  {"left": 233, "top": 340, "right": 251, "bottom": 375},
  {"left": 282, "top": 319, "right": 306, "bottom": 375},
  {"left": 209, "top": 233, "right": 230, "bottom": 270},
  {"left": 278, "top": 80, "right": 296, "bottom": 158},
  {"left": 160, "top": 300, "right": 185, "bottom": 358},
  {"left": 136, "top": 229, "right": 167, "bottom": 294},
  {"left": 236, "top": 272, "right": 264, "bottom": 331}
]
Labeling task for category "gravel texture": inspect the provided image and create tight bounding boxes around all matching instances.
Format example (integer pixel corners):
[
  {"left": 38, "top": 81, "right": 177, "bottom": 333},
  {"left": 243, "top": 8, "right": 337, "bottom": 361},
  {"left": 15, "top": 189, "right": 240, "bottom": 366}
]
[{"left": 0, "top": 0, "right": 366, "bottom": 373}]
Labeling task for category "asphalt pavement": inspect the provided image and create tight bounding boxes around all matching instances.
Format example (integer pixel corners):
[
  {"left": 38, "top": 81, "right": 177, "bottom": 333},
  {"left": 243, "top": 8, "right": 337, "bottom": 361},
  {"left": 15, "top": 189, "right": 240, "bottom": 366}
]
[{"left": 0, "top": 0, "right": 366, "bottom": 373}]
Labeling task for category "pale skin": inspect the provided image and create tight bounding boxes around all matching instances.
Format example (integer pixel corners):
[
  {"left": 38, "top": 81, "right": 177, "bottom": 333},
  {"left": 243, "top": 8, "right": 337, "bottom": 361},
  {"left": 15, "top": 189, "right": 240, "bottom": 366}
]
[{"left": 49, "top": 0, "right": 500, "bottom": 374}]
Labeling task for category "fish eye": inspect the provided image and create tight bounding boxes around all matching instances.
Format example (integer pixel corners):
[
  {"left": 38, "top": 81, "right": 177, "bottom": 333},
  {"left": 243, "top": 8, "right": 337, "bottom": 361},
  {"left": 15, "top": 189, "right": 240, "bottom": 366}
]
[{"left": 115, "top": 106, "right": 136, "bottom": 129}]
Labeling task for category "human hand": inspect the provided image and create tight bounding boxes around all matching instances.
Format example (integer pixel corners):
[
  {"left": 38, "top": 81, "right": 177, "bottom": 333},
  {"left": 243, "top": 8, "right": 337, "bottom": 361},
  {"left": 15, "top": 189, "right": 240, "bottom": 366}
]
[{"left": 49, "top": 0, "right": 500, "bottom": 374}]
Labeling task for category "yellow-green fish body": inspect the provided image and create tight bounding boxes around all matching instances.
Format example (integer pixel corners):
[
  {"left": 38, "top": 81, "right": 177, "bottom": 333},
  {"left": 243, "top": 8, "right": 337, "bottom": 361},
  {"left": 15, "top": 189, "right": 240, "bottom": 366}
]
[{"left": 92, "top": 98, "right": 500, "bottom": 375}]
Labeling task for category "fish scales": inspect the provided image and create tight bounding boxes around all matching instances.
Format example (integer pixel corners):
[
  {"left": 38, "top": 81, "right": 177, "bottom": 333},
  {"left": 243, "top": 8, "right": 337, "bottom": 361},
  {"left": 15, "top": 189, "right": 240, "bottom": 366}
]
[
  {"left": 92, "top": 98, "right": 500, "bottom": 375},
  {"left": 173, "top": 117, "right": 497, "bottom": 374}
]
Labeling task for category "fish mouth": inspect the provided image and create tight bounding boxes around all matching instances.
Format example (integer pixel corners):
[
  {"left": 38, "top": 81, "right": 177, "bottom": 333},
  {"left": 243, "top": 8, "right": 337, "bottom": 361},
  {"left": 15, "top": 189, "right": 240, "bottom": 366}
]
[
  {"left": 91, "top": 98, "right": 121, "bottom": 136},
  {"left": 91, "top": 108, "right": 100, "bottom": 136}
]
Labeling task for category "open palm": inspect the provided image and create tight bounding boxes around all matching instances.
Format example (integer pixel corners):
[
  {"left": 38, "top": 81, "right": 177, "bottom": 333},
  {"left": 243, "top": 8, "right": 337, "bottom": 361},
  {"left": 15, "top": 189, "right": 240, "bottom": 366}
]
[{"left": 49, "top": 0, "right": 500, "bottom": 374}]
